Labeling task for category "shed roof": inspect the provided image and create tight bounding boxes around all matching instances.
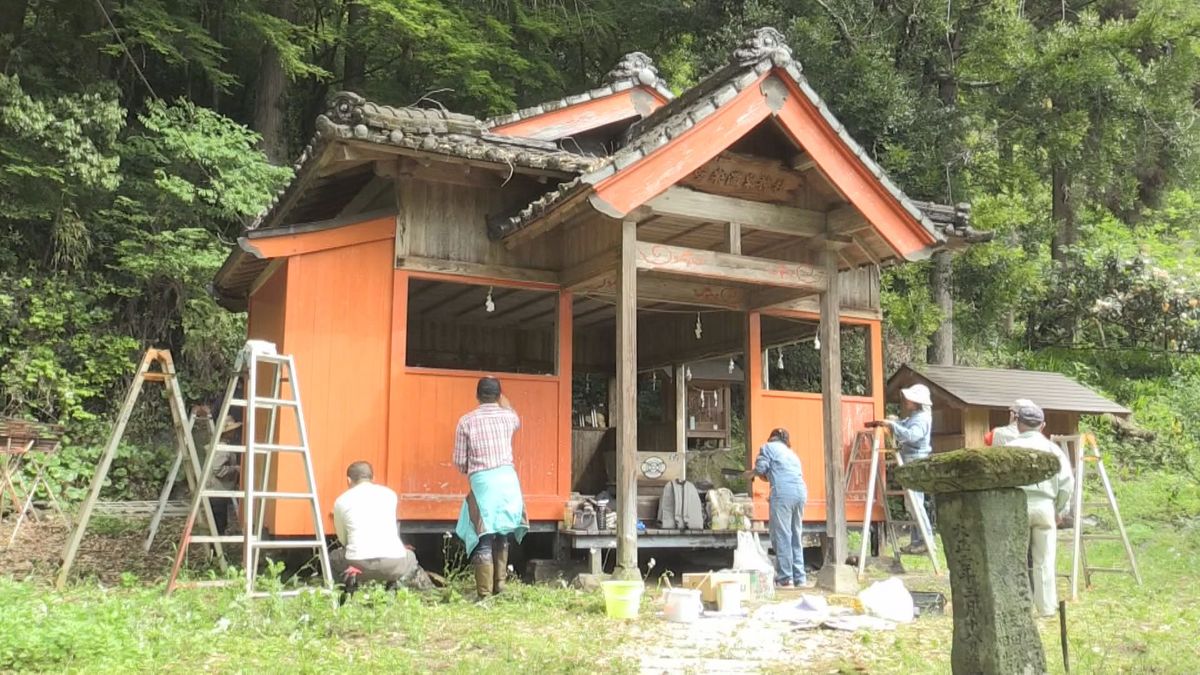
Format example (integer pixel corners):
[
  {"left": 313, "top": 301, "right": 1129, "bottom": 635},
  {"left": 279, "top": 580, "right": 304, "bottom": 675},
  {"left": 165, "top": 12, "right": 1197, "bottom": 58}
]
[{"left": 887, "top": 364, "right": 1130, "bottom": 416}]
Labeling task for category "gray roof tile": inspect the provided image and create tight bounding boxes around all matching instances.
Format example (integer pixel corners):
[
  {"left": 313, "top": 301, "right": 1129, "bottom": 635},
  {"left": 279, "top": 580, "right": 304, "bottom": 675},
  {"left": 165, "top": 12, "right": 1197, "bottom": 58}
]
[{"left": 890, "top": 365, "right": 1130, "bottom": 416}]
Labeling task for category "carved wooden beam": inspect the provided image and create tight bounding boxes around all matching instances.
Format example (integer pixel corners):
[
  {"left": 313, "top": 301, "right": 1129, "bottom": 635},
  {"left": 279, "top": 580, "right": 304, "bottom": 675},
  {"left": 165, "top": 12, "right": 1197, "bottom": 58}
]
[
  {"left": 635, "top": 241, "right": 828, "bottom": 291},
  {"left": 646, "top": 187, "right": 824, "bottom": 238}
]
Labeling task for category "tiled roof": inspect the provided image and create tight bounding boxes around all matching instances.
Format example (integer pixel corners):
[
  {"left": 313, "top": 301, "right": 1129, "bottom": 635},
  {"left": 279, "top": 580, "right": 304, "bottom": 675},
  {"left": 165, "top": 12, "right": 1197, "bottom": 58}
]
[
  {"left": 484, "top": 52, "right": 675, "bottom": 129},
  {"left": 890, "top": 365, "right": 1130, "bottom": 415},
  {"left": 248, "top": 92, "right": 605, "bottom": 232},
  {"left": 488, "top": 28, "right": 985, "bottom": 248}
]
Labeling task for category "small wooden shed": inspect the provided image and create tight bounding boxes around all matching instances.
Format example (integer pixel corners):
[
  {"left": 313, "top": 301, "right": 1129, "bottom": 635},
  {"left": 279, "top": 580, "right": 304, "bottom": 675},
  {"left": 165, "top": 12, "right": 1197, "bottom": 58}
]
[{"left": 887, "top": 364, "right": 1131, "bottom": 452}]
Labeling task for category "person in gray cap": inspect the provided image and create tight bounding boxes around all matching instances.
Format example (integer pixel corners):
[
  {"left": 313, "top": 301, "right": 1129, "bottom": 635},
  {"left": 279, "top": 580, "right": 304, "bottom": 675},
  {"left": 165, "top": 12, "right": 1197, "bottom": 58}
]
[
  {"left": 1003, "top": 402, "right": 1075, "bottom": 617},
  {"left": 987, "top": 398, "right": 1036, "bottom": 447}
]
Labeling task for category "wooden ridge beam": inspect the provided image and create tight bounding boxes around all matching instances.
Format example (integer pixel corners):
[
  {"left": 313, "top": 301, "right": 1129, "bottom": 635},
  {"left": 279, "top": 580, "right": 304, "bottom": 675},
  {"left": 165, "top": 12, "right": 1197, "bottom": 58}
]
[
  {"left": 635, "top": 241, "right": 828, "bottom": 291},
  {"left": 396, "top": 256, "right": 559, "bottom": 285},
  {"left": 748, "top": 287, "right": 817, "bottom": 311},
  {"left": 646, "top": 187, "right": 824, "bottom": 238}
]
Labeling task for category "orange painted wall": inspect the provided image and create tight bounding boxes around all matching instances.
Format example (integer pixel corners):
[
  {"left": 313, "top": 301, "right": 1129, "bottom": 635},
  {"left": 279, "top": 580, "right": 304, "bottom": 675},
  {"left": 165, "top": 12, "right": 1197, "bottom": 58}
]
[
  {"left": 266, "top": 237, "right": 395, "bottom": 534},
  {"left": 747, "top": 313, "right": 886, "bottom": 524},
  {"left": 386, "top": 271, "right": 573, "bottom": 522},
  {"left": 247, "top": 264, "right": 288, "bottom": 347}
]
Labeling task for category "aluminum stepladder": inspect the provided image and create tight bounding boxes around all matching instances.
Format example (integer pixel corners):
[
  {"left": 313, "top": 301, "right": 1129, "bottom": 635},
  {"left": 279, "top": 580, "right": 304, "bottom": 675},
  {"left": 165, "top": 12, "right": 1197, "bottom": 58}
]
[
  {"left": 1052, "top": 433, "right": 1141, "bottom": 601},
  {"left": 166, "top": 340, "right": 334, "bottom": 599},
  {"left": 845, "top": 426, "right": 940, "bottom": 579},
  {"left": 56, "top": 349, "right": 217, "bottom": 589}
]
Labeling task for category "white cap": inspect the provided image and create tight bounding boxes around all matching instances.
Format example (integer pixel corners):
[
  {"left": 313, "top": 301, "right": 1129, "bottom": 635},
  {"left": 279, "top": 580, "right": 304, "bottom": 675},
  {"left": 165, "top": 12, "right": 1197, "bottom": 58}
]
[
  {"left": 901, "top": 384, "right": 932, "bottom": 407},
  {"left": 1010, "top": 398, "right": 1035, "bottom": 412}
]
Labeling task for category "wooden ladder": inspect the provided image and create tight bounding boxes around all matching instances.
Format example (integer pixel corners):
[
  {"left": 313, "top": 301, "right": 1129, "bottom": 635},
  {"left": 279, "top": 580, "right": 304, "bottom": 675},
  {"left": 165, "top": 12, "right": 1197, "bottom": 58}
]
[
  {"left": 56, "top": 349, "right": 217, "bottom": 589},
  {"left": 165, "top": 341, "right": 334, "bottom": 599},
  {"left": 846, "top": 427, "right": 940, "bottom": 579},
  {"left": 1052, "top": 433, "right": 1142, "bottom": 600}
]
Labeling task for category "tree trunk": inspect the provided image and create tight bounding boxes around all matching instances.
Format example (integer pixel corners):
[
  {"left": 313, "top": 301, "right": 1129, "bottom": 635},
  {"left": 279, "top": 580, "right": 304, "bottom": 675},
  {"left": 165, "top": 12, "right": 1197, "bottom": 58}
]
[
  {"left": 253, "top": 0, "right": 294, "bottom": 165},
  {"left": 343, "top": 1, "right": 368, "bottom": 92},
  {"left": 0, "top": 0, "right": 29, "bottom": 66},
  {"left": 926, "top": 30, "right": 960, "bottom": 366},
  {"left": 1050, "top": 164, "right": 1075, "bottom": 261},
  {"left": 927, "top": 250, "right": 955, "bottom": 365}
]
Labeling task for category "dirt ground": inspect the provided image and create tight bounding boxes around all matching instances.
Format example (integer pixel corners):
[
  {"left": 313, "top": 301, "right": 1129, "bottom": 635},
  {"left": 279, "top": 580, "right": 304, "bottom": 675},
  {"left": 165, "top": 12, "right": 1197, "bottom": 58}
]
[{"left": 0, "top": 513, "right": 193, "bottom": 584}]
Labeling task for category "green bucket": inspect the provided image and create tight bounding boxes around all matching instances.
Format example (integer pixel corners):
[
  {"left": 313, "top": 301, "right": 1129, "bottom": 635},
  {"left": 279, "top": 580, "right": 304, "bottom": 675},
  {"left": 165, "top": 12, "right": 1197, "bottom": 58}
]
[{"left": 601, "top": 580, "right": 644, "bottom": 619}]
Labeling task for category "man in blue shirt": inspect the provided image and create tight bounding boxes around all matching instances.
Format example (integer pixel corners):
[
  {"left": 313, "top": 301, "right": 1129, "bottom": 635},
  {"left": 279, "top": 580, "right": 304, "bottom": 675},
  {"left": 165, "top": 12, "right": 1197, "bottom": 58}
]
[
  {"left": 745, "top": 428, "right": 811, "bottom": 588},
  {"left": 883, "top": 384, "right": 933, "bottom": 554}
]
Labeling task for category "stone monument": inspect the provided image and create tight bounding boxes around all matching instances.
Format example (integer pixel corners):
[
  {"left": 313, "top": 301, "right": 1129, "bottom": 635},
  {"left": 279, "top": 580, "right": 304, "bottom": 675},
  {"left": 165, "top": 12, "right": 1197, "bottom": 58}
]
[{"left": 895, "top": 447, "right": 1059, "bottom": 674}]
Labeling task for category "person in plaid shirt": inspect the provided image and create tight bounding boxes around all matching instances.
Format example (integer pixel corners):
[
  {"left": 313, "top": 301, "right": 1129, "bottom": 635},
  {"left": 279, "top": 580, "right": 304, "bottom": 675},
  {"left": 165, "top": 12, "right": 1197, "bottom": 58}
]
[{"left": 453, "top": 377, "right": 528, "bottom": 599}]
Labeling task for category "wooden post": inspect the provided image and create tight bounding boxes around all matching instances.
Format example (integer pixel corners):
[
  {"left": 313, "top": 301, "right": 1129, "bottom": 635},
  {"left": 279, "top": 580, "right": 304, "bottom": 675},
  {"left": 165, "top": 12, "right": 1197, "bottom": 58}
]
[
  {"left": 743, "top": 312, "right": 764, "bottom": 507},
  {"left": 819, "top": 247, "right": 848, "bottom": 569},
  {"left": 675, "top": 364, "right": 687, "bottom": 454},
  {"left": 615, "top": 219, "right": 639, "bottom": 577},
  {"left": 726, "top": 222, "right": 742, "bottom": 255}
]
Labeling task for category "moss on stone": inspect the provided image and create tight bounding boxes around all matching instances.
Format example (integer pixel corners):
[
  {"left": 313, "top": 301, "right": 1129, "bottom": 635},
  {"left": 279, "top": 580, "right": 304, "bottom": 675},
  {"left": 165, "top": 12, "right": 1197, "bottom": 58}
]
[{"left": 894, "top": 447, "right": 1059, "bottom": 493}]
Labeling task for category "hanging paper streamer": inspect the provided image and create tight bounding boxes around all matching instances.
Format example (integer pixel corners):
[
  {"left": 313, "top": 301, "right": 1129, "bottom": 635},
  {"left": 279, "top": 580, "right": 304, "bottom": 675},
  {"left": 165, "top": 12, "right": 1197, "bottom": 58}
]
[
  {"left": 776, "top": 349, "right": 785, "bottom": 369},
  {"left": 694, "top": 312, "right": 703, "bottom": 340},
  {"left": 485, "top": 286, "right": 495, "bottom": 313},
  {"left": 814, "top": 334, "right": 821, "bottom": 350},
  {"left": 728, "top": 357, "right": 735, "bottom": 374}
]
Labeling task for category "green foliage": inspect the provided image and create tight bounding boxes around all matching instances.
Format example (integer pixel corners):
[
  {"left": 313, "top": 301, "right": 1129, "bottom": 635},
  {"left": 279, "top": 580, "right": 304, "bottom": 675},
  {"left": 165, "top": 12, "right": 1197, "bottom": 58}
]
[{"left": 0, "top": 74, "right": 285, "bottom": 499}]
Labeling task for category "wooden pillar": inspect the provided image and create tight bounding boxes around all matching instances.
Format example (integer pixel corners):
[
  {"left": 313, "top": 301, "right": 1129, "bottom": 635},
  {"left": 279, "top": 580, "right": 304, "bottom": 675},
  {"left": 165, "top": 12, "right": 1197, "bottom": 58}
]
[
  {"left": 743, "top": 312, "right": 765, "bottom": 507},
  {"left": 819, "top": 247, "right": 847, "bottom": 567},
  {"left": 726, "top": 222, "right": 742, "bottom": 255},
  {"left": 675, "top": 364, "right": 687, "bottom": 454},
  {"left": 615, "top": 219, "right": 639, "bottom": 577}
]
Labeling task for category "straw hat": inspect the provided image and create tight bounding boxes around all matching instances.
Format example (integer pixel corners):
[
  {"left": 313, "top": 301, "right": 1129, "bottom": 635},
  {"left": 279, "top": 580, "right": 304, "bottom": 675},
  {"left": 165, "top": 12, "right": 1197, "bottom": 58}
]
[
  {"left": 900, "top": 384, "right": 932, "bottom": 407},
  {"left": 220, "top": 419, "right": 243, "bottom": 434}
]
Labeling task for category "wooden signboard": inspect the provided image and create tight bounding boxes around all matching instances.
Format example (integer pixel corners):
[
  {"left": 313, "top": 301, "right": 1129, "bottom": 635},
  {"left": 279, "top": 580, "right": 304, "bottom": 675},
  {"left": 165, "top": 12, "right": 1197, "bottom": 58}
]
[{"left": 681, "top": 151, "right": 803, "bottom": 203}]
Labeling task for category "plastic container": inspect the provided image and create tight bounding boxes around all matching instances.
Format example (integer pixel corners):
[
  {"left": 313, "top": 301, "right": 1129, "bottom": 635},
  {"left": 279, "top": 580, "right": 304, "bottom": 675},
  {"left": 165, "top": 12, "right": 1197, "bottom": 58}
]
[
  {"left": 663, "top": 588, "right": 703, "bottom": 623},
  {"left": 602, "top": 580, "right": 644, "bottom": 619},
  {"left": 911, "top": 591, "right": 946, "bottom": 617},
  {"left": 716, "top": 581, "right": 742, "bottom": 613}
]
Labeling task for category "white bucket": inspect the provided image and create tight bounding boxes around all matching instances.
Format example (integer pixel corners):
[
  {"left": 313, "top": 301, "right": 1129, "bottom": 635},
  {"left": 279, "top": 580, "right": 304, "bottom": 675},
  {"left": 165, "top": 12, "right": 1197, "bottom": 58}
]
[
  {"left": 716, "top": 581, "right": 742, "bottom": 613},
  {"left": 663, "top": 588, "right": 703, "bottom": 623}
]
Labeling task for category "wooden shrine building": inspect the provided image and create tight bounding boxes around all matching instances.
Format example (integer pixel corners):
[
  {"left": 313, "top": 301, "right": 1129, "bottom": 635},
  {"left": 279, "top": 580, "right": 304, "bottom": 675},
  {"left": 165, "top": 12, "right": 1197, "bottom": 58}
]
[
  {"left": 213, "top": 28, "right": 986, "bottom": 572},
  {"left": 888, "top": 364, "right": 1131, "bottom": 453}
]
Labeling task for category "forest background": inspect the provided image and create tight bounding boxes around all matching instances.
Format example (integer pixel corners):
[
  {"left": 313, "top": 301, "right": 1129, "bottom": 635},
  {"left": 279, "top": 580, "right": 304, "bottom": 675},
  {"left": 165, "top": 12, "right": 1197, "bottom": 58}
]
[{"left": 3, "top": 0, "right": 1200, "bottom": 506}]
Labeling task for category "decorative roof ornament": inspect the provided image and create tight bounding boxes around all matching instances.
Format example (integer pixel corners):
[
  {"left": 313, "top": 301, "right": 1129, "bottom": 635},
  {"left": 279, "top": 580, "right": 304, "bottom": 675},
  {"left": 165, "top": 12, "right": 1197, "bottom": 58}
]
[
  {"left": 605, "top": 51, "right": 664, "bottom": 87},
  {"left": 327, "top": 91, "right": 367, "bottom": 125},
  {"left": 732, "top": 27, "right": 795, "bottom": 67}
]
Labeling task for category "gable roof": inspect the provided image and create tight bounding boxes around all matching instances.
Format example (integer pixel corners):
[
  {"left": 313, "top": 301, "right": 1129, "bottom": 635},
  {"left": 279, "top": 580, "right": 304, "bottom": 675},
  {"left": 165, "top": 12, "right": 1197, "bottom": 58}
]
[
  {"left": 485, "top": 52, "right": 674, "bottom": 138},
  {"left": 888, "top": 364, "right": 1131, "bottom": 416},
  {"left": 487, "top": 28, "right": 990, "bottom": 261},
  {"left": 214, "top": 27, "right": 991, "bottom": 309}
]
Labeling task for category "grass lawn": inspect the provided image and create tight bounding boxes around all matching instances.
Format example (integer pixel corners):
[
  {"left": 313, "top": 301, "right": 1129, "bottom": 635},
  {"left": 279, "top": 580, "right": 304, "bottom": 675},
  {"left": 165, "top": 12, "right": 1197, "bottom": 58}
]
[{"left": 2, "top": 472, "right": 1198, "bottom": 673}]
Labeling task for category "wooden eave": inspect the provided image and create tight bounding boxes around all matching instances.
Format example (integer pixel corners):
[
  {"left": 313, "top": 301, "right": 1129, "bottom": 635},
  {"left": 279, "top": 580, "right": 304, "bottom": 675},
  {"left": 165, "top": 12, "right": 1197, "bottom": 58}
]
[{"left": 494, "top": 54, "right": 951, "bottom": 269}]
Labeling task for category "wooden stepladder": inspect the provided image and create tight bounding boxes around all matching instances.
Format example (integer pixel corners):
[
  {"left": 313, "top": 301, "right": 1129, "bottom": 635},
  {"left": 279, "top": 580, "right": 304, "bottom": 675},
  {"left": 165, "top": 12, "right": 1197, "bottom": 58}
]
[
  {"left": 1052, "top": 433, "right": 1142, "bottom": 601},
  {"left": 56, "top": 349, "right": 221, "bottom": 589},
  {"left": 2, "top": 418, "right": 69, "bottom": 547},
  {"left": 166, "top": 340, "right": 334, "bottom": 598},
  {"left": 845, "top": 427, "right": 940, "bottom": 579}
]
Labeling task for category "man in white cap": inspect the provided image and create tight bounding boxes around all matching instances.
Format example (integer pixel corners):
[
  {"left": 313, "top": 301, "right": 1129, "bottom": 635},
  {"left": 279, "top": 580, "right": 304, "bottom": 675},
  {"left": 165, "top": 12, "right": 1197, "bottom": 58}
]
[
  {"left": 1004, "top": 402, "right": 1075, "bottom": 617},
  {"left": 986, "top": 398, "right": 1037, "bottom": 447},
  {"left": 876, "top": 383, "right": 934, "bottom": 554}
]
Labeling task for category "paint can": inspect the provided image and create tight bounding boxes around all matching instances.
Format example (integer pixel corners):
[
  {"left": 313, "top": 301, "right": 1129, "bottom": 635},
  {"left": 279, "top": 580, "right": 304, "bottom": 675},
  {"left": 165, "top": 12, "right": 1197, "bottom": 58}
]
[{"left": 662, "top": 588, "right": 703, "bottom": 623}]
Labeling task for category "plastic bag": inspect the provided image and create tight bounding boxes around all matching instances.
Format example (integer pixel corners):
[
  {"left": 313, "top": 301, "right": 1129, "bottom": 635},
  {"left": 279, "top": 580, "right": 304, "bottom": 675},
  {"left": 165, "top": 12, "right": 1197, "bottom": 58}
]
[
  {"left": 857, "top": 577, "right": 914, "bottom": 624},
  {"left": 733, "top": 530, "right": 773, "bottom": 574}
]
